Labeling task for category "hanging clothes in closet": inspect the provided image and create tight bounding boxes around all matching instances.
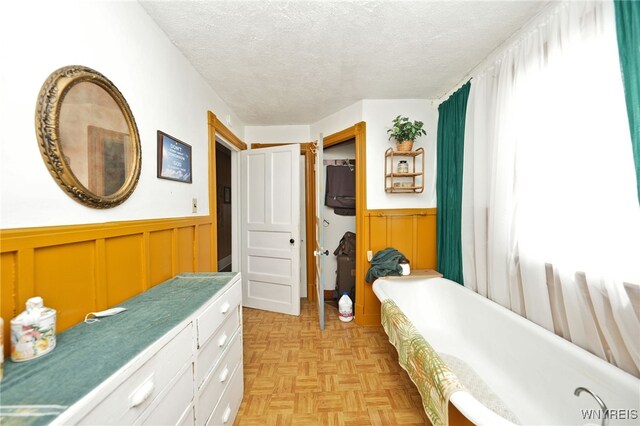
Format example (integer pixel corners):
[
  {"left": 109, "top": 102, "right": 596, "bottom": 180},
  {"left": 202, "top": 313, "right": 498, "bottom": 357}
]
[{"left": 325, "top": 161, "right": 355, "bottom": 216}]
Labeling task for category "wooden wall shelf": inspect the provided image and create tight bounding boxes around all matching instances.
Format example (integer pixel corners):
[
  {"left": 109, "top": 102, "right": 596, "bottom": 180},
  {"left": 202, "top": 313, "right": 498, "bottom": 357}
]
[{"left": 384, "top": 147, "right": 424, "bottom": 193}]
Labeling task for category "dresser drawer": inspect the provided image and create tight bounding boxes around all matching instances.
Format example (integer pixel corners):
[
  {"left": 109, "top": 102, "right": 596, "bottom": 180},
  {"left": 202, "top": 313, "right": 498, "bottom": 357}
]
[
  {"left": 138, "top": 362, "right": 193, "bottom": 425},
  {"left": 177, "top": 404, "right": 195, "bottom": 426},
  {"left": 204, "top": 366, "right": 243, "bottom": 426},
  {"left": 196, "top": 307, "right": 240, "bottom": 388},
  {"left": 196, "top": 280, "right": 241, "bottom": 348},
  {"left": 195, "top": 332, "right": 242, "bottom": 423},
  {"left": 79, "top": 323, "right": 193, "bottom": 425}
]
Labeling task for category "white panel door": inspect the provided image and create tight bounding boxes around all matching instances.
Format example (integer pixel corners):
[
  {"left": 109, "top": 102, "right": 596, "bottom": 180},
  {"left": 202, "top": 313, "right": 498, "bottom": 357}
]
[
  {"left": 314, "top": 136, "right": 326, "bottom": 330},
  {"left": 241, "top": 144, "right": 300, "bottom": 315}
]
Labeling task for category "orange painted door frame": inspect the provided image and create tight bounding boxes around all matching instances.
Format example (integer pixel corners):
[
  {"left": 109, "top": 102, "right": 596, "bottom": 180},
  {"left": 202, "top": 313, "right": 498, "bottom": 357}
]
[
  {"left": 319, "top": 123, "right": 368, "bottom": 324},
  {"left": 207, "top": 111, "right": 247, "bottom": 272}
]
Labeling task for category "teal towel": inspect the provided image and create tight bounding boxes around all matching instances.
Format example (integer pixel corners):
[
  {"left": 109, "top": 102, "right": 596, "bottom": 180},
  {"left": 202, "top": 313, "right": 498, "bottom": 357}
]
[{"left": 365, "top": 248, "right": 407, "bottom": 282}]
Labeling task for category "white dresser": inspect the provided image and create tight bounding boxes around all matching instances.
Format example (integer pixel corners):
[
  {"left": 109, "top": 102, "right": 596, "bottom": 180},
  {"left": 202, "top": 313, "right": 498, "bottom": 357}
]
[{"left": 0, "top": 273, "right": 243, "bottom": 426}]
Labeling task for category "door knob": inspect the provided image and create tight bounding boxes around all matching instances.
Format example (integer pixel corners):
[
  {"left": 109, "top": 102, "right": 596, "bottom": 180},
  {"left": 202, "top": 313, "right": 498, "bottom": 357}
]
[{"left": 290, "top": 238, "right": 295, "bottom": 244}]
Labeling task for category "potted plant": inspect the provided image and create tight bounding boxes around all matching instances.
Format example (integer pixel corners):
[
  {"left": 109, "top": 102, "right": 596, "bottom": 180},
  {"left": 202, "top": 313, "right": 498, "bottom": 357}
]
[{"left": 387, "top": 115, "right": 426, "bottom": 151}]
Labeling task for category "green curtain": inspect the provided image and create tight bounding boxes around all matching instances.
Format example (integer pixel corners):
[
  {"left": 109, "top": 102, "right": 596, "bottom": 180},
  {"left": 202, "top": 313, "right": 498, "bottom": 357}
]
[
  {"left": 614, "top": 0, "right": 640, "bottom": 203},
  {"left": 436, "top": 82, "right": 470, "bottom": 284}
]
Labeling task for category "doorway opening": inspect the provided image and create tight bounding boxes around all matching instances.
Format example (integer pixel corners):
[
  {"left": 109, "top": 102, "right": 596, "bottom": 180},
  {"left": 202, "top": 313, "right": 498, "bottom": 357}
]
[
  {"left": 321, "top": 139, "right": 356, "bottom": 308},
  {"left": 216, "top": 142, "right": 232, "bottom": 272},
  {"left": 245, "top": 122, "right": 365, "bottom": 326},
  {"left": 309, "top": 123, "right": 366, "bottom": 327}
]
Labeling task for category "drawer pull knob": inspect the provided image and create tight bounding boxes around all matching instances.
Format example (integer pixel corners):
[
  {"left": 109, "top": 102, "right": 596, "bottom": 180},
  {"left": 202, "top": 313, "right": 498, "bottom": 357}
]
[
  {"left": 222, "top": 405, "right": 232, "bottom": 423},
  {"left": 129, "top": 378, "right": 155, "bottom": 408},
  {"left": 219, "top": 367, "right": 229, "bottom": 383},
  {"left": 220, "top": 302, "right": 231, "bottom": 314},
  {"left": 218, "top": 333, "right": 228, "bottom": 347}
]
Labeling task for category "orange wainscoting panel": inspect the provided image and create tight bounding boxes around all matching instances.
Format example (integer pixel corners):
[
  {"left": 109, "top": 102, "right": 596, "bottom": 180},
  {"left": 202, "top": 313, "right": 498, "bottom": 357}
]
[
  {"left": 1, "top": 252, "right": 17, "bottom": 353},
  {"left": 197, "top": 223, "right": 212, "bottom": 272},
  {"left": 33, "top": 242, "right": 96, "bottom": 332},
  {"left": 356, "top": 208, "right": 437, "bottom": 326},
  {"left": 0, "top": 216, "right": 215, "bottom": 357},
  {"left": 176, "top": 226, "right": 195, "bottom": 274},
  {"left": 149, "top": 229, "right": 173, "bottom": 286},
  {"left": 105, "top": 234, "right": 144, "bottom": 307}
]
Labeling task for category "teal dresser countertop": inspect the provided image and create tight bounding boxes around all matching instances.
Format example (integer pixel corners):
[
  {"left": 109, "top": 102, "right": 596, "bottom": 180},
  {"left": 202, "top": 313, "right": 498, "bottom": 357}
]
[{"left": 0, "top": 272, "right": 239, "bottom": 425}]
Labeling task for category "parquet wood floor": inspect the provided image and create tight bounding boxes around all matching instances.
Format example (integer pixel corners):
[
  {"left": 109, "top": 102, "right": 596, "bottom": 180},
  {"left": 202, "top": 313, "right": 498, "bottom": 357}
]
[{"left": 234, "top": 299, "right": 431, "bottom": 425}]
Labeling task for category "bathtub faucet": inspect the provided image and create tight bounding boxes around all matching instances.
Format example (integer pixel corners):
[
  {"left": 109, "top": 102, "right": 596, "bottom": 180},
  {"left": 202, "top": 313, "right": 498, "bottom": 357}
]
[{"left": 574, "top": 387, "right": 608, "bottom": 426}]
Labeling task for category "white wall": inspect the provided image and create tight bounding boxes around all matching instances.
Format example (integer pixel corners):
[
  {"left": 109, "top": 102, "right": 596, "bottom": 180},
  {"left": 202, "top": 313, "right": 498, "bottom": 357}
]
[
  {"left": 310, "top": 99, "right": 438, "bottom": 210},
  {"left": 0, "top": 1, "right": 245, "bottom": 229},
  {"left": 245, "top": 125, "right": 310, "bottom": 144},
  {"left": 310, "top": 101, "right": 363, "bottom": 139},
  {"left": 246, "top": 102, "right": 364, "bottom": 145},
  {"left": 363, "top": 99, "right": 438, "bottom": 209},
  {"left": 322, "top": 142, "right": 356, "bottom": 290}
]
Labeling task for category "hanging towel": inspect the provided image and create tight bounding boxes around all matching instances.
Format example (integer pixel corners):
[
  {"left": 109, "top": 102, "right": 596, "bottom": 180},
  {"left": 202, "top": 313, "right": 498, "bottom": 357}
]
[
  {"left": 325, "top": 165, "right": 355, "bottom": 216},
  {"left": 381, "top": 299, "right": 466, "bottom": 426},
  {"left": 365, "top": 248, "right": 406, "bottom": 282}
]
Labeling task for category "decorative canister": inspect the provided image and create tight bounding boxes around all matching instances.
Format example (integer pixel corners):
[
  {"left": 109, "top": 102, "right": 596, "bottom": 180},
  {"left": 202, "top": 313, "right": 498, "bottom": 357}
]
[
  {"left": 397, "top": 160, "right": 409, "bottom": 174},
  {"left": 399, "top": 259, "right": 411, "bottom": 276},
  {"left": 10, "top": 297, "right": 57, "bottom": 362}
]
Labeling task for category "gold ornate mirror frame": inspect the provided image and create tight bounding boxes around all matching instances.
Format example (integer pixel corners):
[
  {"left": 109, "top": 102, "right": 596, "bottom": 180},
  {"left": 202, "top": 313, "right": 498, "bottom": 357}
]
[{"left": 35, "top": 65, "right": 142, "bottom": 209}]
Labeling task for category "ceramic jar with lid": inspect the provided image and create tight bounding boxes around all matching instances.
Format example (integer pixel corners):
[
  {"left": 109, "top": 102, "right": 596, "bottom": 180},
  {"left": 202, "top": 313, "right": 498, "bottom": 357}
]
[{"left": 10, "top": 297, "right": 57, "bottom": 362}]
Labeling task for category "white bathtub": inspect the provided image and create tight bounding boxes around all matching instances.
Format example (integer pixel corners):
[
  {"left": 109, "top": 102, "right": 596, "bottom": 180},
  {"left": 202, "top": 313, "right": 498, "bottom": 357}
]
[{"left": 373, "top": 277, "right": 640, "bottom": 426}]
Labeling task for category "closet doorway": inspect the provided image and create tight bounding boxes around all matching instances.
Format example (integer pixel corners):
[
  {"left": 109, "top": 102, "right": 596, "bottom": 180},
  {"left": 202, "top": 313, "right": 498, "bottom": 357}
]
[
  {"left": 311, "top": 122, "right": 366, "bottom": 328},
  {"left": 215, "top": 142, "right": 232, "bottom": 272},
  {"left": 322, "top": 139, "right": 356, "bottom": 305},
  {"left": 250, "top": 122, "right": 366, "bottom": 327}
]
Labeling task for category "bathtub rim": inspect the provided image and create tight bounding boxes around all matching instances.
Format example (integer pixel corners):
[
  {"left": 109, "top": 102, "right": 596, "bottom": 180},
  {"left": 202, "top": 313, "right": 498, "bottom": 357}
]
[
  {"left": 373, "top": 277, "right": 517, "bottom": 426},
  {"left": 372, "top": 276, "right": 640, "bottom": 426}
]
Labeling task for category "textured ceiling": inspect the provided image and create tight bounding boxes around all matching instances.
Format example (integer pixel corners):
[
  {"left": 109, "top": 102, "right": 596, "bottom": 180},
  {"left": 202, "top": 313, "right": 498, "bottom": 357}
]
[{"left": 140, "top": 0, "right": 549, "bottom": 125}]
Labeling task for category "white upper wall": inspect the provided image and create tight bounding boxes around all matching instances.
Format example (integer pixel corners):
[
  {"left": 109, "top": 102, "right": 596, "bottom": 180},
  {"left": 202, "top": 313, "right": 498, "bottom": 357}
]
[
  {"left": 310, "top": 101, "right": 364, "bottom": 139},
  {"left": 363, "top": 99, "right": 438, "bottom": 210},
  {"left": 308, "top": 99, "right": 438, "bottom": 210},
  {"left": 245, "top": 125, "right": 310, "bottom": 144},
  {"left": 245, "top": 100, "right": 367, "bottom": 146},
  {"left": 0, "top": 0, "right": 245, "bottom": 229},
  {"left": 0, "top": 1, "right": 440, "bottom": 231}
]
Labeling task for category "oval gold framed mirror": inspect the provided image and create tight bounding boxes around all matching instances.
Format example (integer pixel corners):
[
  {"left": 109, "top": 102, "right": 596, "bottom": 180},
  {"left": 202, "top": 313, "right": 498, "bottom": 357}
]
[{"left": 36, "top": 66, "right": 141, "bottom": 209}]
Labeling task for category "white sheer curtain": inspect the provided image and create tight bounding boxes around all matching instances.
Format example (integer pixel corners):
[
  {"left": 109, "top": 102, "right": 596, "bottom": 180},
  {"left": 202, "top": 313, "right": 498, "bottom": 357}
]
[{"left": 462, "top": 0, "right": 640, "bottom": 377}]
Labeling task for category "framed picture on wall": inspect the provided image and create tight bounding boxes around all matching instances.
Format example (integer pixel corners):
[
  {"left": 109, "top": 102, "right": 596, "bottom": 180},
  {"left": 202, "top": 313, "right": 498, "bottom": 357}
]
[
  {"left": 224, "top": 186, "right": 231, "bottom": 204},
  {"left": 157, "top": 131, "right": 192, "bottom": 183}
]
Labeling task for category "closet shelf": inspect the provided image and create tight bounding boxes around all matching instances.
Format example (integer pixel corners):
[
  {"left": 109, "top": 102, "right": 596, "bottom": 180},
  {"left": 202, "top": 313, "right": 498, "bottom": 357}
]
[
  {"left": 385, "top": 172, "right": 422, "bottom": 178},
  {"left": 386, "top": 150, "right": 423, "bottom": 157},
  {"left": 385, "top": 186, "right": 424, "bottom": 193}
]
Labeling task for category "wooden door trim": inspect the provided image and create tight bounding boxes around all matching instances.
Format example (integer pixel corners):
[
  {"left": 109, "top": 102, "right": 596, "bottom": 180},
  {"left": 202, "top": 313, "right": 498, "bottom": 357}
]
[
  {"left": 207, "top": 111, "right": 247, "bottom": 272},
  {"left": 318, "top": 123, "right": 367, "bottom": 323},
  {"left": 251, "top": 142, "right": 313, "bottom": 152},
  {"left": 304, "top": 147, "right": 316, "bottom": 301},
  {"left": 323, "top": 126, "right": 359, "bottom": 148},
  {"left": 208, "top": 112, "right": 247, "bottom": 151}
]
